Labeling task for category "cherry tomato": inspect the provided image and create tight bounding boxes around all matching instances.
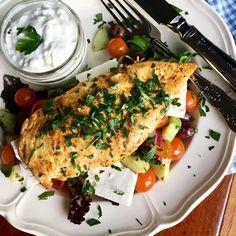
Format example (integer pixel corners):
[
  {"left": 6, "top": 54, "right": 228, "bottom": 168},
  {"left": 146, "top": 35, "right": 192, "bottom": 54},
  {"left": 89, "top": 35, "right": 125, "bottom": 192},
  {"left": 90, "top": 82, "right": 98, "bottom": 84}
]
[
  {"left": 107, "top": 37, "right": 128, "bottom": 58},
  {"left": 1, "top": 143, "right": 16, "bottom": 166},
  {"left": 31, "top": 99, "right": 47, "bottom": 113},
  {"left": 186, "top": 89, "right": 198, "bottom": 111},
  {"left": 156, "top": 139, "right": 173, "bottom": 158},
  {"left": 52, "top": 179, "right": 66, "bottom": 190},
  {"left": 135, "top": 168, "right": 156, "bottom": 192},
  {"left": 156, "top": 116, "right": 169, "bottom": 129},
  {"left": 14, "top": 87, "right": 37, "bottom": 109},
  {"left": 170, "top": 137, "right": 185, "bottom": 161},
  {"left": 16, "top": 110, "right": 30, "bottom": 127}
]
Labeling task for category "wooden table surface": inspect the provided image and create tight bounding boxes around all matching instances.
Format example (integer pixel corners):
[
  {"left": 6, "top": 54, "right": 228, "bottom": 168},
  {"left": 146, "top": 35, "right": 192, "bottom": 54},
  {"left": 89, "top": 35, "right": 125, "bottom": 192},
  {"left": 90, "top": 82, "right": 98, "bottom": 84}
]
[{"left": 0, "top": 174, "right": 235, "bottom": 236}]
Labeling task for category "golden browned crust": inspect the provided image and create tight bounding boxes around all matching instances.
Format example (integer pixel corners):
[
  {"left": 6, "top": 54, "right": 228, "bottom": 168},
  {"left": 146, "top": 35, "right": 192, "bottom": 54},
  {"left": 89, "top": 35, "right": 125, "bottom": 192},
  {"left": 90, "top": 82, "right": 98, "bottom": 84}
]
[{"left": 18, "top": 61, "right": 197, "bottom": 188}]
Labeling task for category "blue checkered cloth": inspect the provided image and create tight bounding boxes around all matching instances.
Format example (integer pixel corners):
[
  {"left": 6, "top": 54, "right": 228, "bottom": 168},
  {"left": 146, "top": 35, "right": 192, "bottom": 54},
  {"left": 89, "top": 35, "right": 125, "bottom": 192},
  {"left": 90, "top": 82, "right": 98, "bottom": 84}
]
[
  {"left": 206, "top": 0, "right": 236, "bottom": 43},
  {"left": 206, "top": 0, "right": 236, "bottom": 174}
]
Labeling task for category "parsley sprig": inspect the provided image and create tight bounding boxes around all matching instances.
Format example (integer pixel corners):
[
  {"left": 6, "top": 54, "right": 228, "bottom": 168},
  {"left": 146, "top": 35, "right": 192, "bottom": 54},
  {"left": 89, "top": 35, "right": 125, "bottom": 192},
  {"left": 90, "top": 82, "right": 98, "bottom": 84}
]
[{"left": 16, "top": 25, "right": 43, "bottom": 55}]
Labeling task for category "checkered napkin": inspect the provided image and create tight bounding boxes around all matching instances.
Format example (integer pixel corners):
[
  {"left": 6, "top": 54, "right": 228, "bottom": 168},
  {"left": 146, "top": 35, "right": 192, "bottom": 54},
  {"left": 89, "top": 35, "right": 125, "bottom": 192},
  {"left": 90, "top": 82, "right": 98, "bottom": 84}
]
[
  {"left": 206, "top": 0, "right": 236, "bottom": 42},
  {"left": 206, "top": 0, "right": 236, "bottom": 174}
]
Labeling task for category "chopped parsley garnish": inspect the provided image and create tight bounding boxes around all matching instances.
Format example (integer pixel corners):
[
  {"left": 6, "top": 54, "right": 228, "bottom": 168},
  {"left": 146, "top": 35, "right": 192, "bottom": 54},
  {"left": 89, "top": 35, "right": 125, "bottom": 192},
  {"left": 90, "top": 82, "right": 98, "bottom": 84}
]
[
  {"left": 171, "top": 4, "right": 183, "bottom": 13},
  {"left": 38, "top": 68, "right": 174, "bottom": 151},
  {"left": 42, "top": 100, "right": 56, "bottom": 115},
  {"left": 209, "top": 129, "right": 221, "bottom": 142},
  {"left": 111, "top": 165, "right": 122, "bottom": 171},
  {"left": 113, "top": 190, "right": 124, "bottom": 195},
  {"left": 0, "top": 165, "right": 12, "bottom": 177},
  {"left": 16, "top": 25, "right": 43, "bottom": 55},
  {"left": 95, "top": 174, "right": 100, "bottom": 182},
  {"left": 139, "top": 124, "right": 148, "bottom": 130},
  {"left": 208, "top": 146, "right": 215, "bottom": 151},
  {"left": 60, "top": 167, "right": 67, "bottom": 176},
  {"left": 145, "top": 136, "right": 155, "bottom": 145},
  {"left": 136, "top": 218, "right": 143, "bottom": 226},
  {"left": 86, "top": 204, "right": 102, "bottom": 226},
  {"left": 97, "top": 205, "right": 102, "bottom": 218},
  {"left": 171, "top": 98, "right": 181, "bottom": 107},
  {"left": 83, "top": 180, "right": 95, "bottom": 195},
  {"left": 138, "top": 146, "right": 158, "bottom": 164},
  {"left": 70, "top": 152, "right": 78, "bottom": 167},
  {"left": 198, "top": 93, "right": 210, "bottom": 117},
  {"left": 20, "top": 186, "right": 27, "bottom": 192},
  {"left": 85, "top": 95, "right": 95, "bottom": 106},
  {"left": 86, "top": 218, "right": 101, "bottom": 226},
  {"left": 93, "top": 13, "right": 106, "bottom": 28},
  {"left": 38, "top": 191, "right": 55, "bottom": 200},
  {"left": 95, "top": 142, "right": 111, "bottom": 150},
  {"left": 123, "top": 127, "right": 130, "bottom": 138}
]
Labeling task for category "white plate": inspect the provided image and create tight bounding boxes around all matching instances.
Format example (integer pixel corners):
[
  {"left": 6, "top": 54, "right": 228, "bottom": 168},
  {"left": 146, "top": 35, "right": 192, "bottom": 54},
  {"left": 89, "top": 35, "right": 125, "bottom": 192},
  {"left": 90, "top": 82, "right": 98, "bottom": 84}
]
[{"left": 0, "top": 0, "right": 235, "bottom": 235}]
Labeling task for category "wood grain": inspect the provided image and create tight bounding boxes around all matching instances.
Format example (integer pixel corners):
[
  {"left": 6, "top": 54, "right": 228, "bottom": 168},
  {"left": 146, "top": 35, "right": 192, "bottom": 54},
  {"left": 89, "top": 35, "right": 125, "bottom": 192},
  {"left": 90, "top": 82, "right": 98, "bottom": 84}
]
[
  {"left": 0, "top": 175, "right": 234, "bottom": 236},
  {"left": 156, "top": 175, "right": 234, "bottom": 236},
  {"left": 220, "top": 175, "right": 236, "bottom": 236}
]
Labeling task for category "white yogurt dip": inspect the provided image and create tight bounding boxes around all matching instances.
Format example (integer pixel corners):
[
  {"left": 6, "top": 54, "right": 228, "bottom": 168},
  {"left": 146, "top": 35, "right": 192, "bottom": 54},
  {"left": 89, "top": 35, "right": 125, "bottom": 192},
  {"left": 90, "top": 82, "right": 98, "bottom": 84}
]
[{"left": 4, "top": 3, "right": 78, "bottom": 73}]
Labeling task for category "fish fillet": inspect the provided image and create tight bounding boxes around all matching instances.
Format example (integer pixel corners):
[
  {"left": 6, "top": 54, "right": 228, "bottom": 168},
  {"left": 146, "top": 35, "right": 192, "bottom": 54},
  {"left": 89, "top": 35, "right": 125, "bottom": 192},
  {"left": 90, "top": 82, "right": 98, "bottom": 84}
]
[{"left": 18, "top": 61, "right": 197, "bottom": 188}]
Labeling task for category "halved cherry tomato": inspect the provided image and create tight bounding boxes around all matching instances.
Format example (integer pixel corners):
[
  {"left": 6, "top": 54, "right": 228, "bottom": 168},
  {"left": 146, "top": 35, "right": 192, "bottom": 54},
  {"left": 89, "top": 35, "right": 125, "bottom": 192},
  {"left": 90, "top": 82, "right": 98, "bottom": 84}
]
[
  {"left": 1, "top": 143, "right": 16, "bottom": 166},
  {"left": 170, "top": 137, "right": 185, "bottom": 161},
  {"left": 186, "top": 89, "right": 198, "bottom": 111},
  {"left": 52, "top": 179, "right": 66, "bottom": 190},
  {"left": 14, "top": 87, "right": 37, "bottom": 109},
  {"left": 156, "top": 139, "right": 173, "bottom": 158},
  {"left": 107, "top": 37, "right": 128, "bottom": 58},
  {"left": 156, "top": 116, "right": 169, "bottom": 129},
  {"left": 31, "top": 99, "right": 47, "bottom": 113},
  {"left": 135, "top": 168, "right": 156, "bottom": 192},
  {"left": 16, "top": 110, "right": 30, "bottom": 127}
]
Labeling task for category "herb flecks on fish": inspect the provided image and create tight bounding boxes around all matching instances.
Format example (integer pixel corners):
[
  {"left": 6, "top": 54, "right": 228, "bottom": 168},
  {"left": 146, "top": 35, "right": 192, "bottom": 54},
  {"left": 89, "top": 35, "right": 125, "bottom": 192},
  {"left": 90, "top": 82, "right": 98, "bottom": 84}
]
[{"left": 39, "top": 70, "right": 176, "bottom": 152}]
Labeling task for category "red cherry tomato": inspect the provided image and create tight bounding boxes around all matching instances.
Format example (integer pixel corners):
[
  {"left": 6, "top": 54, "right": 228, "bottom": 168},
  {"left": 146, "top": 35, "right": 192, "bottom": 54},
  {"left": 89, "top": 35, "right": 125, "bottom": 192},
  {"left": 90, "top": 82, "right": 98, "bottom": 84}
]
[
  {"left": 186, "top": 89, "right": 198, "bottom": 111},
  {"left": 16, "top": 110, "right": 30, "bottom": 127},
  {"left": 14, "top": 87, "right": 37, "bottom": 109},
  {"left": 156, "top": 139, "right": 173, "bottom": 158},
  {"left": 31, "top": 99, "right": 47, "bottom": 113},
  {"left": 170, "top": 137, "right": 185, "bottom": 161},
  {"left": 1, "top": 143, "right": 16, "bottom": 166},
  {"left": 135, "top": 168, "right": 156, "bottom": 192},
  {"left": 52, "top": 179, "right": 66, "bottom": 190},
  {"left": 107, "top": 37, "right": 128, "bottom": 58}
]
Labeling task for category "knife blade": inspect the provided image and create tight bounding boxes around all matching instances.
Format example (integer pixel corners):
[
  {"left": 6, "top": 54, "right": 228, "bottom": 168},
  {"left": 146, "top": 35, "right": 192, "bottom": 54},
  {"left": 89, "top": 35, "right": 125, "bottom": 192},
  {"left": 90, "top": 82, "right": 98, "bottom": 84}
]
[{"left": 134, "top": 0, "right": 236, "bottom": 92}]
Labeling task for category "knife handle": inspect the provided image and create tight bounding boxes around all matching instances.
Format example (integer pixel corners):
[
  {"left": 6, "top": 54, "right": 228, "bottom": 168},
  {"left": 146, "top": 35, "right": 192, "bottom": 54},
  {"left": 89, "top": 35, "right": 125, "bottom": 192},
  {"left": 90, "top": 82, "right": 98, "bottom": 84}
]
[
  {"left": 194, "top": 73, "right": 236, "bottom": 132},
  {"left": 171, "top": 19, "right": 236, "bottom": 92}
]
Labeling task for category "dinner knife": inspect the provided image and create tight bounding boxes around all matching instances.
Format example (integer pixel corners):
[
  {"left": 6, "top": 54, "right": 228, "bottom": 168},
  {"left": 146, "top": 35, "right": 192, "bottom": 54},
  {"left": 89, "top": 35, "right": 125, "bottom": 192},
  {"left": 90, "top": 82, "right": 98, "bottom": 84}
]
[{"left": 134, "top": 0, "right": 236, "bottom": 92}]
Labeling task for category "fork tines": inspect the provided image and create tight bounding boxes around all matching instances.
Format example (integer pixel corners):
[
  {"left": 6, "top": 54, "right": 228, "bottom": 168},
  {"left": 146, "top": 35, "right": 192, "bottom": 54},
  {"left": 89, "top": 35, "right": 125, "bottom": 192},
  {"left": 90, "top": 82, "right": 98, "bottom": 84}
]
[{"left": 101, "top": 0, "right": 144, "bottom": 35}]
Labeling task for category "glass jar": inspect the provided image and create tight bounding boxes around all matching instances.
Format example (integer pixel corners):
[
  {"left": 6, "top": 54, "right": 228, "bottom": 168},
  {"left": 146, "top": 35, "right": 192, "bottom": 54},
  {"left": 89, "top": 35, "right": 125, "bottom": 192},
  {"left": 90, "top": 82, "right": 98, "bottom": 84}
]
[{"left": 0, "top": 0, "right": 87, "bottom": 86}]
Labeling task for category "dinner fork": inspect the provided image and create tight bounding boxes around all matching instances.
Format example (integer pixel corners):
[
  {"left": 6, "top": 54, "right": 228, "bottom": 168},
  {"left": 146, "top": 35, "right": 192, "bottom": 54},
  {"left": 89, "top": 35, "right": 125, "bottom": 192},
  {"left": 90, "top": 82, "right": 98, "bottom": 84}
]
[{"left": 101, "top": 0, "right": 236, "bottom": 132}]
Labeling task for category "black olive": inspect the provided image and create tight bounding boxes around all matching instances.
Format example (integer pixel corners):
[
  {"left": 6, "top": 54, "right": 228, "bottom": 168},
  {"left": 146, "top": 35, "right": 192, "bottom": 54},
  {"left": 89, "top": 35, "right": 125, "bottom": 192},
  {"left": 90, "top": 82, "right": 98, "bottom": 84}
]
[{"left": 108, "top": 24, "right": 126, "bottom": 39}]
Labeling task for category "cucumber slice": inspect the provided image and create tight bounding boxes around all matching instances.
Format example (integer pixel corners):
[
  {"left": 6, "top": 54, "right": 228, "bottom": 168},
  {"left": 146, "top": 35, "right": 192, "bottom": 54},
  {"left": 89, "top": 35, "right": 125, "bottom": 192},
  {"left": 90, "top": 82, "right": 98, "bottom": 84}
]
[
  {"left": 151, "top": 158, "right": 171, "bottom": 182},
  {"left": 161, "top": 117, "right": 181, "bottom": 142},
  {"left": 0, "top": 109, "right": 16, "bottom": 134},
  {"left": 9, "top": 164, "right": 23, "bottom": 182},
  {"left": 92, "top": 27, "right": 109, "bottom": 51},
  {"left": 121, "top": 155, "right": 150, "bottom": 174}
]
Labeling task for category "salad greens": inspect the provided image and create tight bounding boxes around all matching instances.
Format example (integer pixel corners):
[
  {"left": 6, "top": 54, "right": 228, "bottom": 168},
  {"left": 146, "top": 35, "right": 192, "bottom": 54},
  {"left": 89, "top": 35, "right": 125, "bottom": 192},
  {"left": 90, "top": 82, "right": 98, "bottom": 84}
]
[{"left": 38, "top": 191, "right": 55, "bottom": 200}]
